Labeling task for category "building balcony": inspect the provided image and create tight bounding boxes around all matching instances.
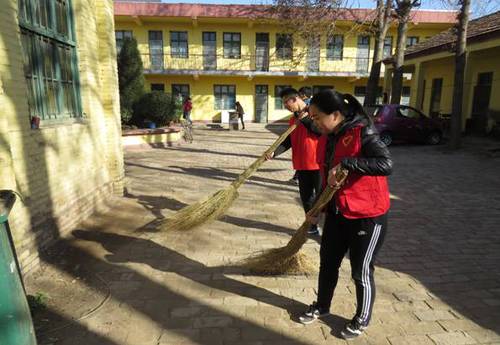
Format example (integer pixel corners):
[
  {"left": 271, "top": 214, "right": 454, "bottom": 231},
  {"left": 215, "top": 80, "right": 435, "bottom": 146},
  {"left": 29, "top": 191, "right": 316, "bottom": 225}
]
[{"left": 140, "top": 53, "right": 378, "bottom": 78}]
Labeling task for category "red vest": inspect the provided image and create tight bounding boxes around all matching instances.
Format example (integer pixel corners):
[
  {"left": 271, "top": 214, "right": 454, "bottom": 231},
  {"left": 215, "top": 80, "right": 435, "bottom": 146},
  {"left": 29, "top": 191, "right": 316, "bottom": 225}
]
[
  {"left": 320, "top": 126, "right": 390, "bottom": 219},
  {"left": 289, "top": 117, "right": 320, "bottom": 170}
]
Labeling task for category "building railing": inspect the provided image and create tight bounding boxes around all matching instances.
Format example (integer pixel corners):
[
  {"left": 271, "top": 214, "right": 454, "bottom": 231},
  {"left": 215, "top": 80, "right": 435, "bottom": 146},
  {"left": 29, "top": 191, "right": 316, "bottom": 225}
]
[{"left": 140, "top": 53, "right": 377, "bottom": 75}]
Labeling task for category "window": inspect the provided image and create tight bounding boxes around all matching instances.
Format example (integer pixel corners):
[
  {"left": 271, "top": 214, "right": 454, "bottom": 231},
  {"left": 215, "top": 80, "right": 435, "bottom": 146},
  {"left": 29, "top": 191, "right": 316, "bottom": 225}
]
[
  {"left": 149, "top": 31, "right": 163, "bottom": 70},
  {"left": 313, "top": 85, "right": 334, "bottom": 95},
  {"left": 276, "top": 34, "right": 293, "bottom": 59},
  {"left": 19, "top": 0, "right": 81, "bottom": 122},
  {"left": 398, "top": 106, "right": 421, "bottom": 119},
  {"left": 172, "top": 84, "right": 190, "bottom": 100},
  {"left": 402, "top": 86, "right": 411, "bottom": 106},
  {"left": 406, "top": 36, "right": 419, "bottom": 48},
  {"left": 170, "top": 31, "right": 188, "bottom": 58},
  {"left": 223, "top": 33, "right": 241, "bottom": 59},
  {"left": 274, "top": 85, "right": 291, "bottom": 109},
  {"left": 115, "top": 30, "right": 132, "bottom": 53},
  {"left": 151, "top": 84, "right": 165, "bottom": 92},
  {"left": 214, "top": 85, "right": 236, "bottom": 110},
  {"left": 326, "top": 35, "right": 343, "bottom": 61},
  {"left": 383, "top": 36, "right": 393, "bottom": 58}
]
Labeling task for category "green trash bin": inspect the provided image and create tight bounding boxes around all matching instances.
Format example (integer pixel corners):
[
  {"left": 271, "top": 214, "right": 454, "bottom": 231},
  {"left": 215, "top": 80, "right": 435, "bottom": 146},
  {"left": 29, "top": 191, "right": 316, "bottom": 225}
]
[{"left": 0, "top": 190, "right": 37, "bottom": 345}]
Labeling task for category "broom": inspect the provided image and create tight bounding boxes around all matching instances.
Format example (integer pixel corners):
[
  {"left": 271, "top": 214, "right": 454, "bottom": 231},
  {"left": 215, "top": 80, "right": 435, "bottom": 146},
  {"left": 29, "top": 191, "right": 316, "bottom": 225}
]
[
  {"left": 159, "top": 123, "right": 299, "bottom": 232},
  {"left": 243, "top": 167, "right": 349, "bottom": 275}
]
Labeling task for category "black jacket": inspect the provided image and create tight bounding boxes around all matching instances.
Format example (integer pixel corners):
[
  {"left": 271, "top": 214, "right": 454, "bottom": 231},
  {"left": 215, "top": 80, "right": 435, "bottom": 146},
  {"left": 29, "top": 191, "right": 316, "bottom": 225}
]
[{"left": 324, "top": 114, "right": 393, "bottom": 176}]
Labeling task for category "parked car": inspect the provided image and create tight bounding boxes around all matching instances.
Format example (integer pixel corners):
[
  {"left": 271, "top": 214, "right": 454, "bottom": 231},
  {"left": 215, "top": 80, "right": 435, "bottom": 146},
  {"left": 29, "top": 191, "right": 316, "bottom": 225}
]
[{"left": 364, "top": 105, "right": 445, "bottom": 146}]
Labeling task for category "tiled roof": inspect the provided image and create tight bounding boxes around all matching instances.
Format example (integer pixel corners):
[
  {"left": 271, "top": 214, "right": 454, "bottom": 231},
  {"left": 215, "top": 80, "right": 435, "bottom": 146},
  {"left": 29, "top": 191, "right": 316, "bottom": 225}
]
[
  {"left": 405, "top": 10, "right": 500, "bottom": 59},
  {"left": 114, "top": 2, "right": 457, "bottom": 23}
]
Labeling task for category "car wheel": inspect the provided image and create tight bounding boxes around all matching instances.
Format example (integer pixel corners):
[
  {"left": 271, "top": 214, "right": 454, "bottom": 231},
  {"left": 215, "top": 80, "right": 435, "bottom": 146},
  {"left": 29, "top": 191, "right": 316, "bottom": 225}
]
[
  {"left": 380, "top": 132, "right": 393, "bottom": 146},
  {"left": 426, "top": 131, "right": 442, "bottom": 145}
]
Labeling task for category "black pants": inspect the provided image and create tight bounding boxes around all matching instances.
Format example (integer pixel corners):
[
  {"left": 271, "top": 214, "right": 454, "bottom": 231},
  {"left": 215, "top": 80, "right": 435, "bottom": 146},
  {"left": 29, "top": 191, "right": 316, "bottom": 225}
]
[
  {"left": 317, "top": 211, "right": 387, "bottom": 325},
  {"left": 296, "top": 170, "right": 321, "bottom": 213},
  {"left": 238, "top": 114, "right": 245, "bottom": 129}
]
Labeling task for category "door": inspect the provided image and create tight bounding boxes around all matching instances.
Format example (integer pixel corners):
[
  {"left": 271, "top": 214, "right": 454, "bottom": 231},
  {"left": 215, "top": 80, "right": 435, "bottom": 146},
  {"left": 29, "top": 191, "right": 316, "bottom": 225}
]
[
  {"left": 429, "top": 78, "right": 443, "bottom": 117},
  {"left": 356, "top": 36, "right": 370, "bottom": 73},
  {"left": 306, "top": 36, "right": 320, "bottom": 72},
  {"left": 471, "top": 72, "right": 493, "bottom": 133},
  {"left": 255, "top": 33, "right": 269, "bottom": 71},
  {"left": 149, "top": 31, "right": 163, "bottom": 70},
  {"left": 255, "top": 85, "right": 268, "bottom": 123},
  {"left": 202, "top": 32, "right": 217, "bottom": 70}
]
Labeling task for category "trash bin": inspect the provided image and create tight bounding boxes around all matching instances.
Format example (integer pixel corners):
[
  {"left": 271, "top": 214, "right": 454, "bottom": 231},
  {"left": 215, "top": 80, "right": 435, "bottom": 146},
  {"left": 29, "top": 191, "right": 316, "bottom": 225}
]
[
  {"left": 0, "top": 190, "right": 37, "bottom": 345},
  {"left": 228, "top": 111, "right": 239, "bottom": 130}
]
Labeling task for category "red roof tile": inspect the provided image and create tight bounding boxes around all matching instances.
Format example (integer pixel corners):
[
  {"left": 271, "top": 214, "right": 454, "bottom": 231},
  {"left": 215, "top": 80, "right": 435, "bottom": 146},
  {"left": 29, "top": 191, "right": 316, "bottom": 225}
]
[{"left": 114, "top": 2, "right": 457, "bottom": 23}]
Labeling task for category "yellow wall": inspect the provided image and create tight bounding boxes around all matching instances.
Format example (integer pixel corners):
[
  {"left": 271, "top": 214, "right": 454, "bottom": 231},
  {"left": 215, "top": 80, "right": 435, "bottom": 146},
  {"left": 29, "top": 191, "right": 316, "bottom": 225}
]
[
  {"left": 116, "top": 16, "right": 447, "bottom": 122},
  {"left": 402, "top": 38, "right": 500, "bottom": 127},
  {"left": 0, "top": 0, "right": 124, "bottom": 273},
  {"left": 144, "top": 74, "right": 411, "bottom": 122},
  {"left": 116, "top": 19, "right": 448, "bottom": 73}
]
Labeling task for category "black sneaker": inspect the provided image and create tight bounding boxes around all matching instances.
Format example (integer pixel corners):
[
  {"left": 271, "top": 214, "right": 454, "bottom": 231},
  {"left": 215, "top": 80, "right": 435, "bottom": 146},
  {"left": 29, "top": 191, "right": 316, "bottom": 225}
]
[
  {"left": 298, "top": 302, "right": 328, "bottom": 324},
  {"left": 341, "top": 318, "right": 368, "bottom": 339}
]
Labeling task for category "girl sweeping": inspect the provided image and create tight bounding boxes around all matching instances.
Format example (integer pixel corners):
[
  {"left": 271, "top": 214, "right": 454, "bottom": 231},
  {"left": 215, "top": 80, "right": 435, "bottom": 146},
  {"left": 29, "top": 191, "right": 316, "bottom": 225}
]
[{"left": 299, "top": 89, "right": 393, "bottom": 340}]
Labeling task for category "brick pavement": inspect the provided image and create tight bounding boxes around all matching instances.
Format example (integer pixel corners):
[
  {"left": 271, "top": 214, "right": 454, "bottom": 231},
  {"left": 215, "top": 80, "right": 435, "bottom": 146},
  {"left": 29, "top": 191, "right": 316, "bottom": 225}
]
[{"left": 32, "top": 123, "right": 500, "bottom": 345}]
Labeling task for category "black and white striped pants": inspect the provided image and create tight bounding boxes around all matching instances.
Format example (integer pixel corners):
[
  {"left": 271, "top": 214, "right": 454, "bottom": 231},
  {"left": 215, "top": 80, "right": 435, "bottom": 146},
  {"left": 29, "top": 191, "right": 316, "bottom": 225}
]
[{"left": 317, "top": 211, "right": 387, "bottom": 326}]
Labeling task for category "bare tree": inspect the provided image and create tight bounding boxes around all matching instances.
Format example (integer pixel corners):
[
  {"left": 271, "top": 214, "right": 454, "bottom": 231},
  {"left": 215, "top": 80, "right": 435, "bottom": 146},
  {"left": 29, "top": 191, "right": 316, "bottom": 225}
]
[
  {"left": 449, "top": 0, "right": 471, "bottom": 149},
  {"left": 390, "top": 0, "right": 421, "bottom": 104},
  {"left": 364, "top": 0, "right": 393, "bottom": 106}
]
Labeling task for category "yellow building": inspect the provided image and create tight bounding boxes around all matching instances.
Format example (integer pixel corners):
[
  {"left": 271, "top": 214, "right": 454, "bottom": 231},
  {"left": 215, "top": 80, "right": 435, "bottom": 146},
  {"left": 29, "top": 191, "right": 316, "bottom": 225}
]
[
  {"left": 114, "top": 2, "right": 455, "bottom": 123},
  {"left": 384, "top": 11, "right": 500, "bottom": 133},
  {"left": 0, "top": 0, "right": 124, "bottom": 273}
]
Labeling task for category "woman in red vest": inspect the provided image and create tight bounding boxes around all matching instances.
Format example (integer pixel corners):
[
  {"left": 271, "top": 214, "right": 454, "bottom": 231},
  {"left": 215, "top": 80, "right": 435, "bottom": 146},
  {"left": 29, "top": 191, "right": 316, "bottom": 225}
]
[{"left": 299, "top": 89, "right": 392, "bottom": 340}]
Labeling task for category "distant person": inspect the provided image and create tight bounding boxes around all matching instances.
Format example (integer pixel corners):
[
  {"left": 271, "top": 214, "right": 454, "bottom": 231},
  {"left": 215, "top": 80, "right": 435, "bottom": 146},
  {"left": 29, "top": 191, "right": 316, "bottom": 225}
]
[
  {"left": 182, "top": 97, "right": 192, "bottom": 124},
  {"left": 299, "top": 86, "right": 313, "bottom": 105},
  {"left": 235, "top": 101, "right": 245, "bottom": 130}
]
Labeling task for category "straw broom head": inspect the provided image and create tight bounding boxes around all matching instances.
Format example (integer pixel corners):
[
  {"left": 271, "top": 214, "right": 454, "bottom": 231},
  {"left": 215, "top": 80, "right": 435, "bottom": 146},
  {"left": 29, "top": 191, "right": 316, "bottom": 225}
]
[
  {"left": 244, "top": 167, "right": 349, "bottom": 275},
  {"left": 158, "top": 124, "right": 298, "bottom": 232}
]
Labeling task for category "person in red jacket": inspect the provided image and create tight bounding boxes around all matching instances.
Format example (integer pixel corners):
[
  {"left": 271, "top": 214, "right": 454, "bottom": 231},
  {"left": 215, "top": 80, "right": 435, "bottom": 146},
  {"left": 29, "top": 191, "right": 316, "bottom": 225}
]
[
  {"left": 182, "top": 97, "right": 193, "bottom": 124},
  {"left": 298, "top": 89, "right": 393, "bottom": 340},
  {"left": 265, "top": 87, "right": 322, "bottom": 235}
]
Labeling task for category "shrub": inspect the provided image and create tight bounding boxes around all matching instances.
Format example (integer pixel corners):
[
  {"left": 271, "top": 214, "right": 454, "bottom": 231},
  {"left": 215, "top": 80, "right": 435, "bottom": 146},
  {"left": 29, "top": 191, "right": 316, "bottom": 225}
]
[
  {"left": 132, "top": 92, "right": 179, "bottom": 127},
  {"left": 117, "top": 37, "right": 145, "bottom": 124}
]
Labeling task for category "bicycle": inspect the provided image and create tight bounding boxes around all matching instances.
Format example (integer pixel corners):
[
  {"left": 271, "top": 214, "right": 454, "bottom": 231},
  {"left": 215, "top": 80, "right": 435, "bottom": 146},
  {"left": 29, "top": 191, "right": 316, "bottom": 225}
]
[{"left": 180, "top": 119, "right": 193, "bottom": 143}]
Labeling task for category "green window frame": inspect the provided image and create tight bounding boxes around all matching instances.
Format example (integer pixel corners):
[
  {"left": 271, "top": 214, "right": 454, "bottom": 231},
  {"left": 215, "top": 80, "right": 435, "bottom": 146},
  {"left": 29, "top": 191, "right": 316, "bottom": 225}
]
[
  {"left": 170, "top": 31, "right": 188, "bottom": 58},
  {"left": 18, "top": 0, "right": 82, "bottom": 123},
  {"left": 214, "top": 85, "right": 235, "bottom": 110},
  {"left": 116, "top": 30, "right": 132, "bottom": 54},
  {"left": 276, "top": 34, "right": 293, "bottom": 60},
  {"left": 326, "top": 35, "right": 343, "bottom": 61},
  {"left": 383, "top": 36, "right": 393, "bottom": 58},
  {"left": 223, "top": 33, "right": 241, "bottom": 59}
]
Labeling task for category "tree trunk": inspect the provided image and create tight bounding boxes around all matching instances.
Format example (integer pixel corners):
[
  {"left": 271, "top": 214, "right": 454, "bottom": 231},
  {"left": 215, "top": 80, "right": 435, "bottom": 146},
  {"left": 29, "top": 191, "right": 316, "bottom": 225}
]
[
  {"left": 449, "top": 0, "right": 470, "bottom": 149},
  {"left": 364, "top": 0, "right": 390, "bottom": 106},
  {"left": 390, "top": 19, "right": 408, "bottom": 104}
]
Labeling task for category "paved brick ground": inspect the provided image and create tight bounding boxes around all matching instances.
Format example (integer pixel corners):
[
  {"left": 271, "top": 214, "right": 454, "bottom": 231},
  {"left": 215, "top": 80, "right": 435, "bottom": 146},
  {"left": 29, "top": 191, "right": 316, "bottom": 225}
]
[{"left": 33, "top": 123, "right": 500, "bottom": 345}]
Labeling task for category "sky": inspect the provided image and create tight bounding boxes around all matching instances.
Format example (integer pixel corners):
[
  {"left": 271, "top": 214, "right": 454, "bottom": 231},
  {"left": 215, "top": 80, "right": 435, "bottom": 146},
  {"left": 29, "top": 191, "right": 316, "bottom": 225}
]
[{"left": 158, "top": 0, "right": 500, "bottom": 18}]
